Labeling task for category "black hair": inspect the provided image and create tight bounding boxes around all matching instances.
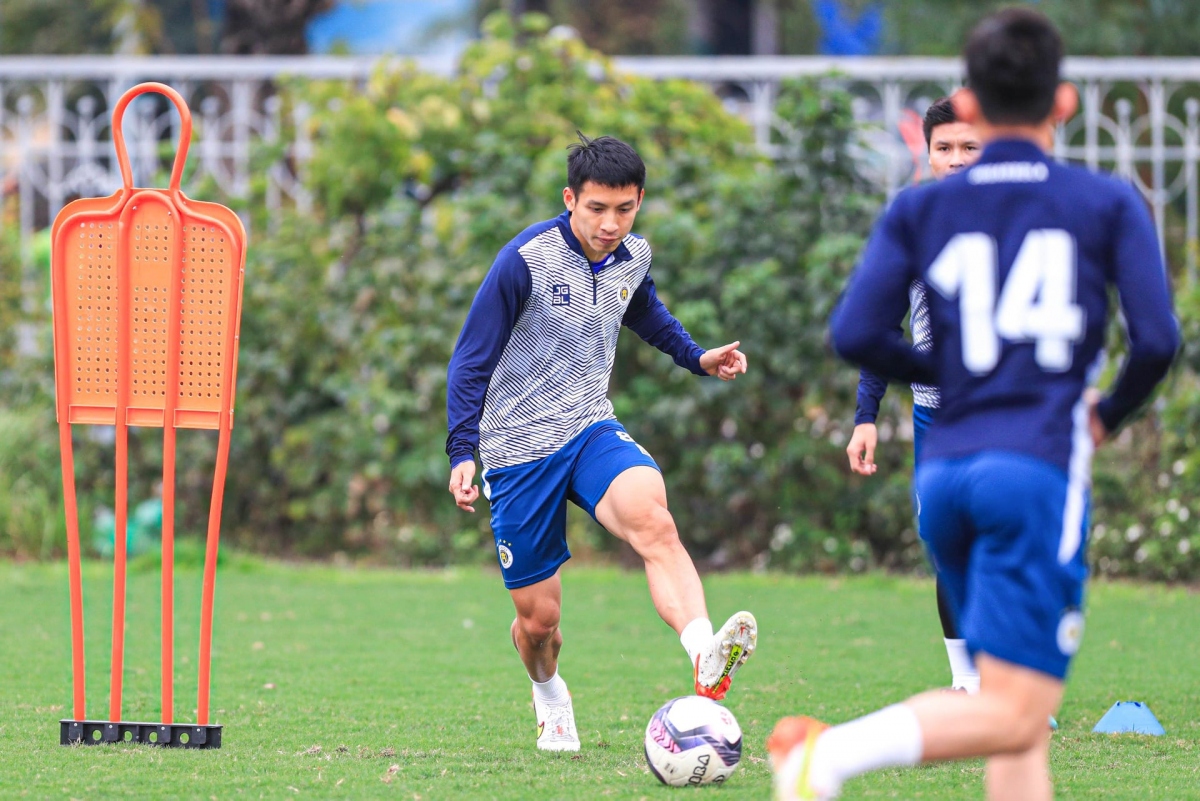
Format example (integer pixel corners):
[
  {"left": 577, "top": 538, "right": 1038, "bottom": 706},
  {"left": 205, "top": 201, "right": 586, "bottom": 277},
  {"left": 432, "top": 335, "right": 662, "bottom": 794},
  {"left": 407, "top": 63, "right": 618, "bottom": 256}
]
[
  {"left": 566, "top": 132, "right": 646, "bottom": 195},
  {"left": 923, "top": 97, "right": 958, "bottom": 147},
  {"left": 964, "top": 7, "right": 1063, "bottom": 126}
]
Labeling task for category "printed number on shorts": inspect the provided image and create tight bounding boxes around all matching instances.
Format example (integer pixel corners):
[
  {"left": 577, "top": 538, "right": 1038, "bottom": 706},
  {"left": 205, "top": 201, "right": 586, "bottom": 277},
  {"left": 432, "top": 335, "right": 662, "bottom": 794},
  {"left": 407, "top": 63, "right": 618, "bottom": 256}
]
[
  {"left": 928, "top": 229, "right": 1084, "bottom": 374},
  {"left": 615, "top": 430, "right": 651, "bottom": 456}
]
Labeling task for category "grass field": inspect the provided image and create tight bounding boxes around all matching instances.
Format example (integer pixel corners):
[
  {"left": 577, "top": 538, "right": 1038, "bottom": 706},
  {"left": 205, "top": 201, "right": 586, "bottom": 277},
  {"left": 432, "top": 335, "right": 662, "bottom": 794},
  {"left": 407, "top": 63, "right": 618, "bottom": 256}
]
[{"left": 1, "top": 560, "right": 1197, "bottom": 799}]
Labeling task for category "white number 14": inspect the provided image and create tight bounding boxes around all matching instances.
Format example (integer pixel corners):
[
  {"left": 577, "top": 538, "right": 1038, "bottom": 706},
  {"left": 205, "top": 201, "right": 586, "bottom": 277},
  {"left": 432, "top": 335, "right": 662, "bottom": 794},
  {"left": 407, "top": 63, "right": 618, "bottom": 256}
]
[{"left": 927, "top": 229, "right": 1084, "bottom": 374}]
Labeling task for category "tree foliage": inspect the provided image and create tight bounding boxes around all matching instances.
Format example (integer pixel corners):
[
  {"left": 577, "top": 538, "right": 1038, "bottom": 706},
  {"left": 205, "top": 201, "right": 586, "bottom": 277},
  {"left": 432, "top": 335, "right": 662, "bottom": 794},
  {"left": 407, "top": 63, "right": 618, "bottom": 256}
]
[
  {"left": 472, "top": 0, "right": 1200, "bottom": 57},
  {"left": 1, "top": 13, "right": 1197, "bottom": 581},
  {"left": 0, "top": 0, "right": 333, "bottom": 56}
]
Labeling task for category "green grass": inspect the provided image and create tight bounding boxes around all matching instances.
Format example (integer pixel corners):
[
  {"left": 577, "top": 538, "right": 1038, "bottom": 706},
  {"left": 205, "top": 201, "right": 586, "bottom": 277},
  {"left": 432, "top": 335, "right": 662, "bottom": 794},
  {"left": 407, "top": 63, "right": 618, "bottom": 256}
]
[{"left": 1, "top": 561, "right": 1197, "bottom": 799}]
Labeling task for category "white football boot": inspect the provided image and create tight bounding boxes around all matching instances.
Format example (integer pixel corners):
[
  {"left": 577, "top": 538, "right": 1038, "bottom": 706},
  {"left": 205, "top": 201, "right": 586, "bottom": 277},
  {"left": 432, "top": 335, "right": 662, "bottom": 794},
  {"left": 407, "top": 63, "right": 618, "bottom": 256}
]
[
  {"left": 695, "top": 611, "right": 758, "bottom": 700},
  {"left": 533, "top": 691, "right": 580, "bottom": 752}
]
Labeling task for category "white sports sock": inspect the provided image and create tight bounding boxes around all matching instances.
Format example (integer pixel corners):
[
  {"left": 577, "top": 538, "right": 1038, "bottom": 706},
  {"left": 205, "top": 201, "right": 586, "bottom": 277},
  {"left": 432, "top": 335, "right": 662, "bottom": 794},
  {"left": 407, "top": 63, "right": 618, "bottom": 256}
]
[
  {"left": 531, "top": 672, "right": 570, "bottom": 706},
  {"left": 808, "top": 704, "right": 923, "bottom": 795},
  {"left": 944, "top": 638, "right": 980, "bottom": 693},
  {"left": 679, "top": 617, "right": 714, "bottom": 664}
]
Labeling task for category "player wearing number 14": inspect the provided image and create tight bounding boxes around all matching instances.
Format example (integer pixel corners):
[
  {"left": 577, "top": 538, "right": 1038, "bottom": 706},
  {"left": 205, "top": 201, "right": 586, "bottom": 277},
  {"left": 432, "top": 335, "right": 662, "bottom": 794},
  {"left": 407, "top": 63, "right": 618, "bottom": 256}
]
[{"left": 770, "top": 9, "right": 1180, "bottom": 801}]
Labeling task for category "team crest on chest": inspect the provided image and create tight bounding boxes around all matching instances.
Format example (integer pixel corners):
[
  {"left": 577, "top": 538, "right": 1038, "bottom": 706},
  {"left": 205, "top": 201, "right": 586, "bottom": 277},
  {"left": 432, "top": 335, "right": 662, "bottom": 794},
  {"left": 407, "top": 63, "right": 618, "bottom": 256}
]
[
  {"left": 619, "top": 282, "right": 631, "bottom": 304},
  {"left": 551, "top": 284, "right": 571, "bottom": 305}
]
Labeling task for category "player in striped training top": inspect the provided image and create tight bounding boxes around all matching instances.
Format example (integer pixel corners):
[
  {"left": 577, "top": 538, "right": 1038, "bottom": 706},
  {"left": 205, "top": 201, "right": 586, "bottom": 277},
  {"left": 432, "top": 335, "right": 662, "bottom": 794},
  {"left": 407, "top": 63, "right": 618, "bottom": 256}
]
[
  {"left": 446, "top": 134, "right": 757, "bottom": 753},
  {"left": 772, "top": 9, "right": 1178, "bottom": 800},
  {"left": 845, "top": 96, "right": 984, "bottom": 694}
]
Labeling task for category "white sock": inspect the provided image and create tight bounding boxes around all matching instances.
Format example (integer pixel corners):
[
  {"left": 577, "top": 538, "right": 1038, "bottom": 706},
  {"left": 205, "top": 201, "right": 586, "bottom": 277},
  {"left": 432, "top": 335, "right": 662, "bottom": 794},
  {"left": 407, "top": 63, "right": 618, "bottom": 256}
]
[
  {"left": 679, "top": 617, "right": 714, "bottom": 664},
  {"left": 944, "top": 638, "right": 980, "bottom": 693},
  {"left": 531, "top": 672, "right": 570, "bottom": 706},
  {"left": 808, "top": 704, "right": 923, "bottom": 795}
]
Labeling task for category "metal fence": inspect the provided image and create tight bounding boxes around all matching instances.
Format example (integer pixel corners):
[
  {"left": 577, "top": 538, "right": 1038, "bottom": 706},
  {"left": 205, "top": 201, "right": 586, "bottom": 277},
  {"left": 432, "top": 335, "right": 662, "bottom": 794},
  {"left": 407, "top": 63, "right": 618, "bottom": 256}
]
[{"left": 2, "top": 55, "right": 1199, "bottom": 274}]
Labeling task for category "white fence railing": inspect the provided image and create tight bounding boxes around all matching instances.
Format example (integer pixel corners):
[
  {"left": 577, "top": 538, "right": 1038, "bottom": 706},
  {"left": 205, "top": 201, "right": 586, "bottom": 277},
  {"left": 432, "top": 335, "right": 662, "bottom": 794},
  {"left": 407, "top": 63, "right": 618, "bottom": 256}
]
[{"left": 2, "top": 55, "right": 1198, "bottom": 275}]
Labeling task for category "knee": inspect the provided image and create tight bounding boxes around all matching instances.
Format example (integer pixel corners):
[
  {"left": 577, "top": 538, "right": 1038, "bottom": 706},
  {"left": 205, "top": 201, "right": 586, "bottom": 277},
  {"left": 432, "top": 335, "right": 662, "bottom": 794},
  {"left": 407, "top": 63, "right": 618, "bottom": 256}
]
[
  {"left": 517, "top": 605, "right": 561, "bottom": 646},
  {"left": 1006, "top": 711, "right": 1049, "bottom": 752},
  {"left": 988, "top": 694, "right": 1050, "bottom": 752},
  {"left": 625, "top": 504, "right": 680, "bottom": 553}
]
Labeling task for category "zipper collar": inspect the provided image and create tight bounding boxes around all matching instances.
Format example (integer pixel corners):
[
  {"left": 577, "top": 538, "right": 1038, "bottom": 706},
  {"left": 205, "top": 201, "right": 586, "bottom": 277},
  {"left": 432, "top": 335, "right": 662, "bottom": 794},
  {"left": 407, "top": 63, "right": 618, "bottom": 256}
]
[{"left": 556, "top": 210, "right": 633, "bottom": 274}]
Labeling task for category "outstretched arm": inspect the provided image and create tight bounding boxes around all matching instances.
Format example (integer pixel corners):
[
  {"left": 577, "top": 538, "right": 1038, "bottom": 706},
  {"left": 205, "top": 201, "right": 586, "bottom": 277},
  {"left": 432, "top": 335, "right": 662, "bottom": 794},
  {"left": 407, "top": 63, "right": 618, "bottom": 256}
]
[{"left": 622, "top": 273, "right": 710, "bottom": 376}]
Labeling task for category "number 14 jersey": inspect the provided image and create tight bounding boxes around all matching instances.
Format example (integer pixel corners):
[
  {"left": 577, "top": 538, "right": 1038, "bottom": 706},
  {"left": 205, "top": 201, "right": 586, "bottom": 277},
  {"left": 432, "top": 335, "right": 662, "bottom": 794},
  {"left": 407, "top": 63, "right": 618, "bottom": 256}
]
[{"left": 832, "top": 138, "right": 1179, "bottom": 473}]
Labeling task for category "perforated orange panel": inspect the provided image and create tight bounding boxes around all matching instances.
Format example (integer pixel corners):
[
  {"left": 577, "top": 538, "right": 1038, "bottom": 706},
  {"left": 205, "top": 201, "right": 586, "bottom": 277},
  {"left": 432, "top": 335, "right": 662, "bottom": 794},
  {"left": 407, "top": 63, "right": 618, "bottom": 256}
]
[
  {"left": 55, "top": 205, "right": 239, "bottom": 430},
  {"left": 62, "top": 220, "right": 119, "bottom": 422},
  {"left": 177, "top": 223, "right": 234, "bottom": 428}
]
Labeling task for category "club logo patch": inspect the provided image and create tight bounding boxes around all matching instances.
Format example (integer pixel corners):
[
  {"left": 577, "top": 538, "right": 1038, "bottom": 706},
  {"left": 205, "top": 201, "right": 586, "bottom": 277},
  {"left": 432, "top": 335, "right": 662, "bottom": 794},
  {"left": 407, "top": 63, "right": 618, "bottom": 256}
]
[
  {"left": 497, "top": 542, "right": 514, "bottom": 569},
  {"left": 619, "top": 283, "right": 630, "bottom": 303},
  {"left": 551, "top": 284, "right": 571, "bottom": 305},
  {"left": 1056, "top": 608, "right": 1084, "bottom": 656}
]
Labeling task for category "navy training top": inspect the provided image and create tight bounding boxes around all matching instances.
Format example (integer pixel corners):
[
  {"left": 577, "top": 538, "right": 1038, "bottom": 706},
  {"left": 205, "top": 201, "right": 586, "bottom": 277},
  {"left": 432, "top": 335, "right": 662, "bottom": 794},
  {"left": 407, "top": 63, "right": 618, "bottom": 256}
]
[
  {"left": 446, "top": 211, "right": 707, "bottom": 470},
  {"left": 832, "top": 138, "right": 1179, "bottom": 473}
]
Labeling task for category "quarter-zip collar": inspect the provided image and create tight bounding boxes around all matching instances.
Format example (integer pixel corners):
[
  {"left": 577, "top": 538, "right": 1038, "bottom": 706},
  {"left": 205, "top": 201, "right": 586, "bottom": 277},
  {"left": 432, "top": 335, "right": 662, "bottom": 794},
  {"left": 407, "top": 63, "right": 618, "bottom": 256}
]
[
  {"left": 975, "top": 137, "right": 1049, "bottom": 166},
  {"left": 556, "top": 210, "right": 633, "bottom": 274}
]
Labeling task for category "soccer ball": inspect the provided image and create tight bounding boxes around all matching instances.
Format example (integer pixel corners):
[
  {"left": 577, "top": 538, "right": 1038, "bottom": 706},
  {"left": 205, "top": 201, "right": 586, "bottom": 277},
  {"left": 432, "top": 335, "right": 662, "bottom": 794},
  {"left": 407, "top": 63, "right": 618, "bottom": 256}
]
[{"left": 644, "top": 696, "right": 743, "bottom": 787}]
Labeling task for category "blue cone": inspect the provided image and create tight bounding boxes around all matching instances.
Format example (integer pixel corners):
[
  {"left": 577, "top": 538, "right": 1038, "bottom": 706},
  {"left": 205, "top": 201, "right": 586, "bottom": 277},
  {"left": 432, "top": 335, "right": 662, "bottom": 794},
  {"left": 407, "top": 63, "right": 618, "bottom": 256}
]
[{"left": 1092, "top": 701, "right": 1165, "bottom": 735}]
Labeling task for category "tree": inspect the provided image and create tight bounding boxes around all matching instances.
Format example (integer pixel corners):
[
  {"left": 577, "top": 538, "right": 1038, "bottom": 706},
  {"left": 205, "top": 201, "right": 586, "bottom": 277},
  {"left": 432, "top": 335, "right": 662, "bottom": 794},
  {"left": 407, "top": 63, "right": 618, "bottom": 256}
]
[
  {"left": 0, "top": 0, "right": 126, "bottom": 54},
  {"left": 882, "top": 0, "right": 1200, "bottom": 57},
  {"left": 219, "top": 0, "right": 335, "bottom": 55}
]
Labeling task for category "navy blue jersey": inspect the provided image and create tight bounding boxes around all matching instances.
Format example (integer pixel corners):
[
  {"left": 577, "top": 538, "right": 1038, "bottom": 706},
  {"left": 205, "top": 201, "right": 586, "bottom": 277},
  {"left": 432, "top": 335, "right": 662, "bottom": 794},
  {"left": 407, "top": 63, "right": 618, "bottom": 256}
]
[{"left": 832, "top": 139, "right": 1179, "bottom": 473}]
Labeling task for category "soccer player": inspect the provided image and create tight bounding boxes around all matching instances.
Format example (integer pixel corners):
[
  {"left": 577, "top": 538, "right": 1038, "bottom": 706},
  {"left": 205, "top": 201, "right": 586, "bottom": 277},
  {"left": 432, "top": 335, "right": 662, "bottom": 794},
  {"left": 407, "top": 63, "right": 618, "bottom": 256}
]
[
  {"left": 446, "top": 134, "right": 757, "bottom": 753},
  {"left": 772, "top": 9, "right": 1179, "bottom": 800},
  {"left": 847, "top": 96, "right": 983, "bottom": 694}
]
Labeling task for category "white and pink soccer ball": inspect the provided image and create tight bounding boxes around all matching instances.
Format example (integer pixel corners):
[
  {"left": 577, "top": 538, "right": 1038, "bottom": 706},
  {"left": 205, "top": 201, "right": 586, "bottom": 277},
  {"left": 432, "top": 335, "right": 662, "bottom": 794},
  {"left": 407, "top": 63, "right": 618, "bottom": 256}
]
[{"left": 644, "top": 695, "right": 743, "bottom": 786}]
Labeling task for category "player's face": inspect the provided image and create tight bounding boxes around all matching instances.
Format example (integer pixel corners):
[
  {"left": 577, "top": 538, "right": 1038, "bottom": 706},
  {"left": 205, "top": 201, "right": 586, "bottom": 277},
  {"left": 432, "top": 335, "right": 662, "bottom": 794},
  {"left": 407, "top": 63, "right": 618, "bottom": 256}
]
[
  {"left": 564, "top": 182, "right": 643, "bottom": 262},
  {"left": 928, "top": 122, "right": 982, "bottom": 179}
]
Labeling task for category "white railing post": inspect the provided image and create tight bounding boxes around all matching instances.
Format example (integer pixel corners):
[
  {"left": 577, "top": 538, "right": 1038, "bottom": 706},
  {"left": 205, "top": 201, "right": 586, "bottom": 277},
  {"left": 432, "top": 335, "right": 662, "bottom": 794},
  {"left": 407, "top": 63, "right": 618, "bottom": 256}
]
[{"left": 0, "top": 55, "right": 1197, "bottom": 273}]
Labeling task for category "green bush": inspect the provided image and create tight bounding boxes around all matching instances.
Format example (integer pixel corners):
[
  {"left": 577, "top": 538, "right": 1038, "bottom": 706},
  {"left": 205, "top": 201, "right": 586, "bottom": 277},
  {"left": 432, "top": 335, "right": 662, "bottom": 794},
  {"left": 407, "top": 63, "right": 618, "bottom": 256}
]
[{"left": 0, "top": 13, "right": 1196, "bottom": 582}]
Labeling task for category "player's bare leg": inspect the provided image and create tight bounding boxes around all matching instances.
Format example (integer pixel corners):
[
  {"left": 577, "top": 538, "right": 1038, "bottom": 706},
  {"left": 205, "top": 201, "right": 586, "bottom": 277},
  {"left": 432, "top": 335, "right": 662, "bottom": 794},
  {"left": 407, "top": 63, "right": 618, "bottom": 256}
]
[
  {"left": 510, "top": 573, "right": 578, "bottom": 751},
  {"left": 594, "top": 466, "right": 705, "bottom": 631},
  {"left": 986, "top": 740, "right": 1052, "bottom": 801},
  {"left": 769, "top": 654, "right": 1060, "bottom": 799},
  {"left": 595, "top": 465, "right": 756, "bottom": 699},
  {"left": 510, "top": 574, "right": 563, "bottom": 682},
  {"left": 910, "top": 655, "right": 1061, "bottom": 763}
]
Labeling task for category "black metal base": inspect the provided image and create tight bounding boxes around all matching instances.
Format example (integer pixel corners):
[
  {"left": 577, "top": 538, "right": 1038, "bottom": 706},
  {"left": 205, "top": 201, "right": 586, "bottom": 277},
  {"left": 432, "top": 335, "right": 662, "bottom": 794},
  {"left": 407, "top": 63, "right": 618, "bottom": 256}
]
[{"left": 61, "top": 719, "right": 222, "bottom": 749}]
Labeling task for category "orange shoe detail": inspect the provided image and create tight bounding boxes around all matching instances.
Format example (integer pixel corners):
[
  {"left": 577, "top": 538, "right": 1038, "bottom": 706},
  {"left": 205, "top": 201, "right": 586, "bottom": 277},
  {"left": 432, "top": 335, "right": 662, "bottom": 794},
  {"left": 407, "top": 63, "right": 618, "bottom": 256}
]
[
  {"left": 693, "top": 655, "right": 733, "bottom": 700},
  {"left": 767, "top": 716, "right": 830, "bottom": 800}
]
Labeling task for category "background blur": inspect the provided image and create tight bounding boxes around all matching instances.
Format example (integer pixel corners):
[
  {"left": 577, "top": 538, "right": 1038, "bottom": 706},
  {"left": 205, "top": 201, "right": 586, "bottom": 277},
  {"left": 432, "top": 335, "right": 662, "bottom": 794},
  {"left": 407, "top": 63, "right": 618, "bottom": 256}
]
[{"left": 2, "top": 1, "right": 1199, "bottom": 582}]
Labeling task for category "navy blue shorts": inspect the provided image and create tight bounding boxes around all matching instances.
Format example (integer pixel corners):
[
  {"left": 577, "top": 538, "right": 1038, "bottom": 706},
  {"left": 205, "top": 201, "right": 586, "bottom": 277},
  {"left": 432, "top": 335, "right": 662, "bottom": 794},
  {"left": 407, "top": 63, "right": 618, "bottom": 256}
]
[
  {"left": 912, "top": 403, "right": 937, "bottom": 532},
  {"left": 912, "top": 403, "right": 936, "bottom": 466},
  {"left": 915, "top": 451, "right": 1090, "bottom": 680},
  {"left": 481, "top": 420, "right": 659, "bottom": 590}
]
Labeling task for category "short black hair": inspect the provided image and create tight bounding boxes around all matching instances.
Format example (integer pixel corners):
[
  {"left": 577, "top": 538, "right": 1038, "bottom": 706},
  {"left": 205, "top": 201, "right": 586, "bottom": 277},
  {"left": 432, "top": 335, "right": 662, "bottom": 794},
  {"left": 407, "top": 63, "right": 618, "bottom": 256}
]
[
  {"left": 923, "top": 97, "right": 958, "bottom": 147},
  {"left": 566, "top": 132, "right": 645, "bottom": 196},
  {"left": 964, "top": 7, "right": 1063, "bottom": 126}
]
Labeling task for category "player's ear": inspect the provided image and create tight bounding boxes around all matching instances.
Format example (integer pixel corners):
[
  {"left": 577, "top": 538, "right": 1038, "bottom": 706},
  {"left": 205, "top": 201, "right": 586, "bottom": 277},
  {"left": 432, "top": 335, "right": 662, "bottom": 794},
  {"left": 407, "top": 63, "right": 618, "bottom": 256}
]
[
  {"left": 1052, "top": 82, "right": 1079, "bottom": 124},
  {"left": 636, "top": 188, "right": 644, "bottom": 208},
  {"left": 563, "top": 186, "right": 576, "bottom": 211},
  {"left": 951, "top": 88, "right": 980, "bottom": 126}
]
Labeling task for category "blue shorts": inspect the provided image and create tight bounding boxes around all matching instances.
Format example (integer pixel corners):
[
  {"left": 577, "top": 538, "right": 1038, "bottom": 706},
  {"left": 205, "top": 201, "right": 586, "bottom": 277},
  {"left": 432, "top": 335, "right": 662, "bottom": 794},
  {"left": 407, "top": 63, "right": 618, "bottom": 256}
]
[
  {"left": 481, "top": 420, "right": 659, "bottom": 590},
  {"left": 912, "top": 403, "right": 936, "bottom": 466},
  {"left": 915, "top": 451, "right": 1090, "bottom": 680}
]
